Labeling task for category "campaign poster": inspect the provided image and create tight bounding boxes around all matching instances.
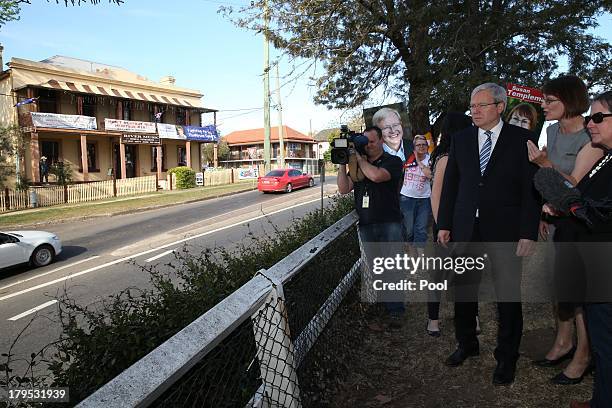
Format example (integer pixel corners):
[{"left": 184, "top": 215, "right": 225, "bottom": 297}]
[{"left": 505, "top": 83, "right": 545, "bottom": 135}]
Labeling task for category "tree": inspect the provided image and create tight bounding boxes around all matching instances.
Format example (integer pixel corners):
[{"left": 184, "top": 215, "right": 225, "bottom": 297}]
[
  {"left": 1, "top": 0, "right": 123, "bottom": 30},
  {"left": 0, "top": 124, "right": 26, "bottom": 188},
  {"left": 202, "top": 140, "right": 230, "bottom": 165},
  {"left": 223, "top": 1, "right": 612, "bottom": 133}
]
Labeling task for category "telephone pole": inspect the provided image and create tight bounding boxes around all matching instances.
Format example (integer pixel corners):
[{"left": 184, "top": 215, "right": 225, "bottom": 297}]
[
  {"left": 262, "top": 0, "right": 272, "bottom": 173},
  {"left": 275, "top": 64, "right": 285, "bottom": 168}
]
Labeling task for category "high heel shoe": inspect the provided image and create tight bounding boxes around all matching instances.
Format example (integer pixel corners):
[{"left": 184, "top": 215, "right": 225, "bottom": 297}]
[
  {"left": 550, "top": 363, "right": 594, "bottom": 385},
  {"left": 532, "top": 346, "right": 576, "bottom": 367}
]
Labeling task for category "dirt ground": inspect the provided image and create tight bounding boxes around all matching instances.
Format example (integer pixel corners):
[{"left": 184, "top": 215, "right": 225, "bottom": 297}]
[{"left": 319, "top": 300, "right": 593, "bottom": 408}]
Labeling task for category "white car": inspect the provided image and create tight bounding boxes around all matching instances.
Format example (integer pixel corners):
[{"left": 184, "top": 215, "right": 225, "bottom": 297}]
[{"left": 0, "top": 231, "right": 62, "bottom": 269}]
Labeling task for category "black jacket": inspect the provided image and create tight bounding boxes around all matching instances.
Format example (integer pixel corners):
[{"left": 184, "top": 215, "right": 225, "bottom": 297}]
[{"left": 437, "top": 123, "right": 541, "bottom": 242}]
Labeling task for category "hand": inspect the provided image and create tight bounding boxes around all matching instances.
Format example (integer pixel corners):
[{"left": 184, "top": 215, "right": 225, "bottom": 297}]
[
  {"left": 516, "top": 239, "right": 535, "bottom": 257},
  {"left": 527, "top": 141, "right": 553, "bottom": 168},
  {"left": 542, "top": 203, "right": 561, "bottom": 216},
  {"left": 539, "top": 220, "right": 550, "bottom": 241},
  {"left": 437, "top": 230, "right": 451, "bottom": 248}
]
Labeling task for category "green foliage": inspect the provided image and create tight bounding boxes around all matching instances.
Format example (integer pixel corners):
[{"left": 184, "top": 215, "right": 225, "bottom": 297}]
[
  {"left": 0, "top": 195, "right": 355, "bottom": 404},
  {"left": 223, "top": 1, "right": 612, "bottom": 132},
  {"left": 168, "top": 166, "right": 196, "bottom": 189},
  {"left": 49, "top": 162, "right": 73, "bottom": 186},
  {"left": 14, "top": 175, "right": 29, "bottom": 191},
  {"left": 202, "top": 140, "right": 230, "bottom": 164}
]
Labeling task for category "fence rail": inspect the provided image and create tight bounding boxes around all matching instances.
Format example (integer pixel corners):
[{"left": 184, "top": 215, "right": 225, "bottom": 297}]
[
  {"left": 77, "top": 211, "right": 361, "bottom": 408},
  {"left": 1, "top": 175, "right": 158, "bottom": 213}
]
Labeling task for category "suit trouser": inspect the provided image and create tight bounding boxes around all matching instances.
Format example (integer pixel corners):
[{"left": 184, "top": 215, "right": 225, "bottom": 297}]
[
  {"left": 585, "top": 302, "right": 612, "bottom": 408},
  {"left": 454, "top": 221, "right": 523, "bottom": 363}
]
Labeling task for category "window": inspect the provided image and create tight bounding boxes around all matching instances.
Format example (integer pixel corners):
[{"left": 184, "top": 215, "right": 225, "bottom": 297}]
[
  {"left": 41, "top": 141, "right": 60, "bottom": 165},
  {"left": 288, "top": 143, "right": 302, "bottom": 150},
  {"left": 122, "top": 101, "right": 132, "bottom": 121},
  {"left": 175, "top": 107, "right": 186, "bottom": 126},
  {"left": 37, "top": 89, "right": 58, "bottom": 113},
  {"left": 151, "top": 146, "right": 166, "bottom": 171},
  {"left": 78, "top": 142, "right": 98, "bottom": 172},
  {"left": 82, "top": 96, "right": 96, "bottom": 117},
  {"left": 177, "top": 146, "right": 187, "bottom": 166}
]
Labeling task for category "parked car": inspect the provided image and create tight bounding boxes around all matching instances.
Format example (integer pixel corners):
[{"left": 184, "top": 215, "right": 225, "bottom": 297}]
[
  {"left": 257, "top": 169, "right": 315, "bottom": 193},
  {"left": 0, "top": 231, "right": 62, "bottom": 269}
]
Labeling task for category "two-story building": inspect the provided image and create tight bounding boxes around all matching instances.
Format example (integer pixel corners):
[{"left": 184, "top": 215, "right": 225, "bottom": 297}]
[
  {"left": 222, "top": 126, "right": 318, "bottom": 173},
  {"left": 0, "top": 55, "right": 217, "bottom": 186}
]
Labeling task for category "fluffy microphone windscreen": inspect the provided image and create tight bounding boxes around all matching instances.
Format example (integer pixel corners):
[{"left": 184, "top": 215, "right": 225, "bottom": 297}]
[{"left": 533, "top": 167, "right": 582, "bottom": 212}]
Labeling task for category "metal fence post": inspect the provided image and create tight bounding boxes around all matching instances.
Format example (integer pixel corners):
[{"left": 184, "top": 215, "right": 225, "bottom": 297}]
[{"left": 252, "top": 281, "right": 301, "bottom": 408}]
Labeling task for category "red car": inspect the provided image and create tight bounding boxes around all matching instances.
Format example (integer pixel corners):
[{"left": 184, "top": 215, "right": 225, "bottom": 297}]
[{"left": 257, "top": 168, "right": 315, "bottom": 193}]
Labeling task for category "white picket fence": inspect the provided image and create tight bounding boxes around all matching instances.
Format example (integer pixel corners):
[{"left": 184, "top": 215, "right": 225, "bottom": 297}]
[{"left": 1, "top": 175, "right": 158, "bottom": 213}]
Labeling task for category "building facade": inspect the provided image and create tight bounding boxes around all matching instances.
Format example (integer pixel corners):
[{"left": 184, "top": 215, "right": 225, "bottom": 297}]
[
  {"left": 0, "top": 55, "right": 218, "bottom": 186},
  {"left": 222, "top": 126, "right": 318, "bottom": 173}
]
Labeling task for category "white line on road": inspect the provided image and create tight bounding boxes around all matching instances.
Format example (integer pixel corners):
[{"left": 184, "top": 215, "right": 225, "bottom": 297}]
[
  {"left": 8, "top": 300, "right": 58, "bottom": 321},
  {"left": 145, "top": 249, "right": 175, "bottom": 263},
  {"left": 0, "top": 196, "right": 328, "bottom": 302},
  {"left": 0, "top": 256, "right": 101, "bottom": 292}
]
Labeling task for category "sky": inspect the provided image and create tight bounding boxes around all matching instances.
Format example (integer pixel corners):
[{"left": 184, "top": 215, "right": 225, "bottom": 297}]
[{"left": 0, "top": 1, "right": 610, "bottom": 138}]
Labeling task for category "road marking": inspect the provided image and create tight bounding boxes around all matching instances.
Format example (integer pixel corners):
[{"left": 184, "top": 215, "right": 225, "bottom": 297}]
[
  {"left": 0, "top": 196, "right": 329, "bottom": 302},
  {"left": 145, "top": 249, "right": 175, "bottom": 263},
  {"left": 8, "top": 300, "right": 58, "bottom": 321},
  {"left": 0, "top": 256, "right": 101, "bottom": 292}
]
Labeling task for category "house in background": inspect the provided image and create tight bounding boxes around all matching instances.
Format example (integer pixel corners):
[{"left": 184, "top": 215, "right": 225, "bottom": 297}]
[
  {"left": 313, "top": 127, "right": 338, "bottom": 159},
  {"left": 222, "top": 126, "right": 318, "bottom": 174},
  {"left": 0, "top": 53, "right": 218, "bottom": 186}
]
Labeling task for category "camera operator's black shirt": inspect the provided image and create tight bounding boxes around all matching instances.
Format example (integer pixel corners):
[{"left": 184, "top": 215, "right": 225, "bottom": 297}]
[{"left": 353, "top": 152, "right": 403, "bottom": 225}]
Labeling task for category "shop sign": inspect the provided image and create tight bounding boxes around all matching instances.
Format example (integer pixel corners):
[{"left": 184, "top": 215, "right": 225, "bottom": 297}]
[
  {"left": 31, "top": 112, "right": 97, "bottom": 130},
  {"left": 179, "top": 125, "right": 219, "bottom": 142},
  {"left": 122, "top": 133, "right": 160, "bottom": 144},
  {"left": 105, "top": 118, "right": 156, "bottom": 133},
  {"left": 157, "top": 123, "right": 184, "bottom": 139}
]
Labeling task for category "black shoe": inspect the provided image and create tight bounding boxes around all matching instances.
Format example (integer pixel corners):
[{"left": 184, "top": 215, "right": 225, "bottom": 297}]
[
  {"left": 445, "top": 347, "right": 479, "bottom": 367},
  {"left": 551, "top": 364, "right": 594, "bottom": 385},
  {"left": 493, "top": 361, "right": 517, "bottom": 386},
  {"left": 532, "top": 346, "right": 576, "bottom": 367}
]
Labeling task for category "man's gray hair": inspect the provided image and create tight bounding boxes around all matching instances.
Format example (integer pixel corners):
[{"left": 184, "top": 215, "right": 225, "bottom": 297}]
[
  {"left": 471, "top": 83, "right": 507, "bottom": 106},
  {"left": 372, "top": 107, "right": 401, "bottom": 127}
]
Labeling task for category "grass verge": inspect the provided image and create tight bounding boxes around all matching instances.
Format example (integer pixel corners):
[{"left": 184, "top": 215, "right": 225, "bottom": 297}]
[{"left": 0, "top": 182, "right": 257, "bottom": 228}]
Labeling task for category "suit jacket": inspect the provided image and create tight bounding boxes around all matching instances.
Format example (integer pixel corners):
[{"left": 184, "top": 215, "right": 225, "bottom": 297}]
[{"left": 437, "top": 122, "right": 541, "bottom": 242}]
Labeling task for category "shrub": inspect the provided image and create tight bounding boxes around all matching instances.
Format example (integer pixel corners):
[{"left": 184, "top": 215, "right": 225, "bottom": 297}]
[
  {"left": 49, "top": 162, "right": 73, "bottom": 186},
  {"left": 168, "top": 166, "right": 196, "bottom": 189},
  {"left": 1, "top": 195, "right": 357, "bottom": 405}
]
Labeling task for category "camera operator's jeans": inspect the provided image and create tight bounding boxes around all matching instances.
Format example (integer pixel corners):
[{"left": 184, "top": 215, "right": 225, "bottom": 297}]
[
  {"left": 359, "top": 221, "right": 405, "bottom": 316},
  {"left": 399, "top": 195, "right": 431, "bottom": 248}
]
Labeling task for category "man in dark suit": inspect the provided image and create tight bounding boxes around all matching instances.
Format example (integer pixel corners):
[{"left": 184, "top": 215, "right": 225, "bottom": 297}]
[{"left": 437, "top": 83, "right": 541, "bottom": 385}]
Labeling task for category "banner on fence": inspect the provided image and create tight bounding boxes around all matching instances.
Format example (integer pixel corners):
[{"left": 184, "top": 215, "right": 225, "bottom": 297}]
[
  {"left": 122, "top": 134, "right": 160, "bottom": 144},
  {"left": 195, "top": 172, "right": 204, "bottom": 186},
  {"left": 238, "top": 167, "right": 259, "bottom": 179},
  {"left": 105, "top": 118, "right": 156, "bottom": 133},
  {"left": 179, "top": 125, "right": 219, "bottom": 142},
  {"left": 31, "top": 112, "right": 97, "bottom": 130}
]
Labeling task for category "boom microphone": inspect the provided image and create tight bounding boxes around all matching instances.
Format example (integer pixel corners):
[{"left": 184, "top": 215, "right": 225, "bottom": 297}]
[{"left": 533, "top": 167, "right": 592, "bottom": 226}]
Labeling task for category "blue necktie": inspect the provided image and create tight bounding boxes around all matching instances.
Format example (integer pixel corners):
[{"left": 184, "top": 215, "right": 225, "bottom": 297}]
[{"left": 479, "top": 130, "right": 492, "bottom": 175}]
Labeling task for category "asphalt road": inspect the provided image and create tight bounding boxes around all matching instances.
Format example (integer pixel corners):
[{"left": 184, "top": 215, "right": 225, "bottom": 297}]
[{"left": 0, "top": 177, "right": 339, "bottom": 375}]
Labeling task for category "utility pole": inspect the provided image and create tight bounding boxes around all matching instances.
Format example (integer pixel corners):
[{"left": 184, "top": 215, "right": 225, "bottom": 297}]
[
  {"left": 262, "top": 0, "right": 272, "bottom": 173},
  {"left": 275, "top": 64, "right": 285, "bottom": 168}
]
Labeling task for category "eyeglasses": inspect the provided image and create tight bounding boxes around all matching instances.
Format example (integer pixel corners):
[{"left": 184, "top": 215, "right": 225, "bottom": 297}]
[
  {"left": 542, "top": 98, "right": 560, "bottom": 105},
  {"left": 468, "top": 102, "right": 500, "bottom": 111},
  {"left": 584, "top": 112, "right": 612, "bottom": 126},
  {"left": 382, "top": 123, "right": 402, "bottom": 133}
]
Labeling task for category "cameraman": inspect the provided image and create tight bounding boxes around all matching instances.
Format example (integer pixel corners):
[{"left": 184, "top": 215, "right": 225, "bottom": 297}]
[{"left": 337, "top": 126, "right": 405, "bottom": 317}]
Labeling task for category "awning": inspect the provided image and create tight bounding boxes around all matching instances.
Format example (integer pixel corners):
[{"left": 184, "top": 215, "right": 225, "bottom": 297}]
[
  {"left": 40, "top": 79, "right": 204, "bottom": 110},
  {"left": 10, "top": 59, "right": 217, "bottom": 112}
]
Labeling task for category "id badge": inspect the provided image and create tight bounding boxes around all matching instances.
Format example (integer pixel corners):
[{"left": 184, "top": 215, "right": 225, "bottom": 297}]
[{"left": 362, "top": 194, "right": 370, "bottom": 208}]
